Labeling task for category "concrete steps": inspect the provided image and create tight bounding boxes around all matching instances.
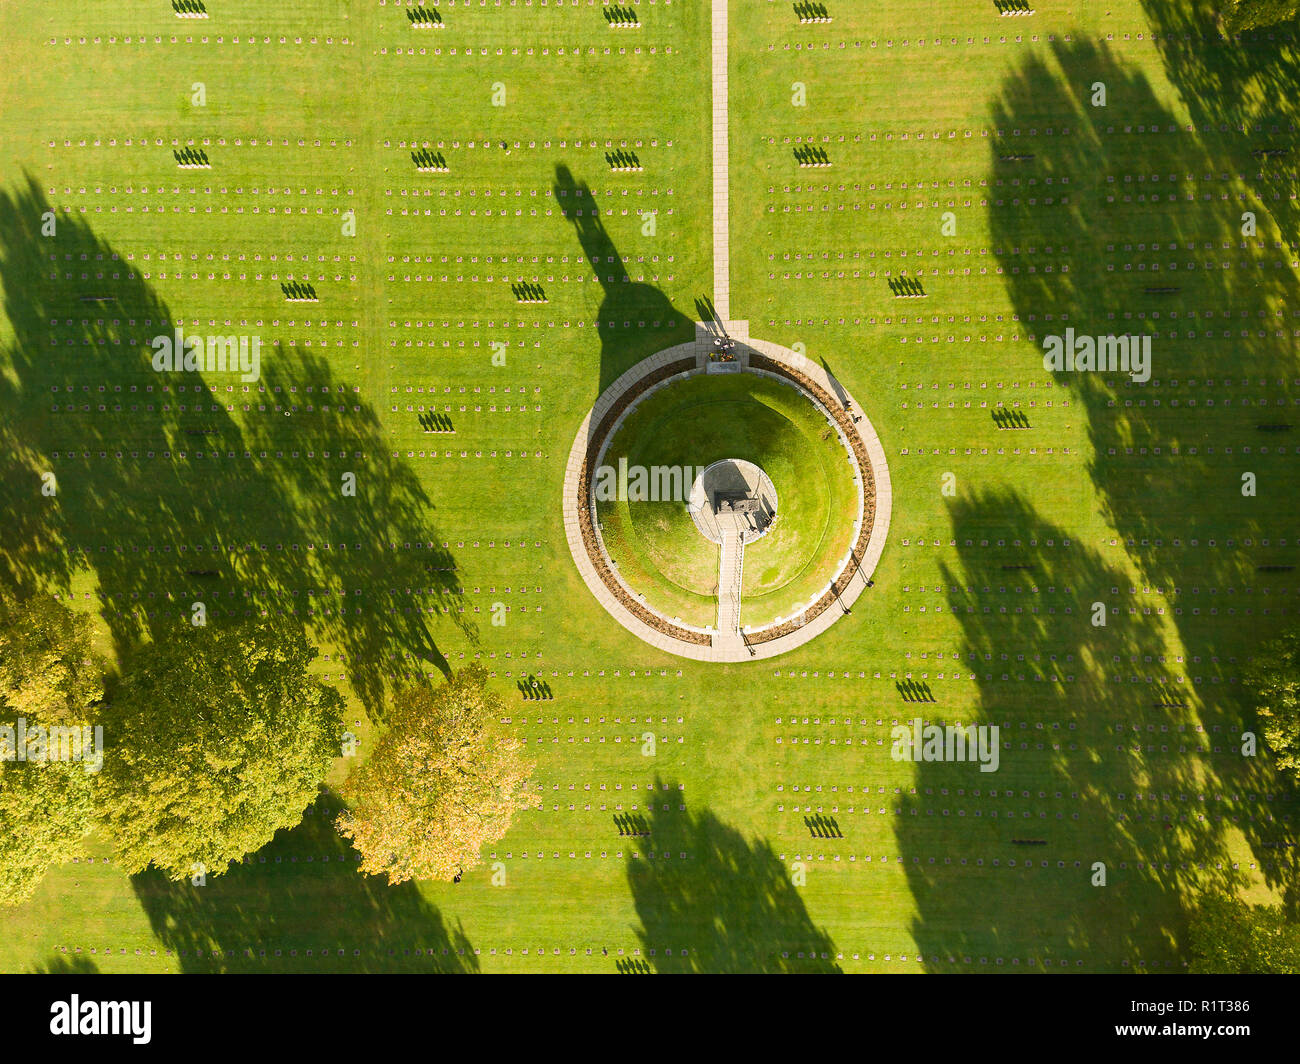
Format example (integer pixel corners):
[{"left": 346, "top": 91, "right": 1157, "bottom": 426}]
[{"left": 717, "top": 529, "right": 743, "bottom": 634}]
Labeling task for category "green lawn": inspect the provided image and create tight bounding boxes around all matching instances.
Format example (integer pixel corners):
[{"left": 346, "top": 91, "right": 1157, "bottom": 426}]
[{"left": 1, "top": 0, "right": 1299, "bottom": 974}]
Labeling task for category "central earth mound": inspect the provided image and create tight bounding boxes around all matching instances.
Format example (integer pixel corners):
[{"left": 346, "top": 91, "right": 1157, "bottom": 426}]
[{"left": 594, "top": 372, "right": 858, "bottom": 630}]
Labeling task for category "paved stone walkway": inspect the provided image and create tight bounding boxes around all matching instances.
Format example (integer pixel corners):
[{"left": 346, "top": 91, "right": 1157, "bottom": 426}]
[{"left": 711, "top": 0, "right": 730, "bottom": 321}]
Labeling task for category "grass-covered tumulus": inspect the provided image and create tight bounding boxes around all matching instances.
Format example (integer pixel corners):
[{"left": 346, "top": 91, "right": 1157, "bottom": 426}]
[{"left": 595, "top": 371, "right": 857, "bottom": 629}]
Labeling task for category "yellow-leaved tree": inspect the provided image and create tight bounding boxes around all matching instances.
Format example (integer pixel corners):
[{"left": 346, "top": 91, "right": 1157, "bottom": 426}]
[
  {"left": 0, "top": 589, "right": 105, "bottom": 726},
  {"left": 337, "top": 665, "right": 539, "bottom": 884}
]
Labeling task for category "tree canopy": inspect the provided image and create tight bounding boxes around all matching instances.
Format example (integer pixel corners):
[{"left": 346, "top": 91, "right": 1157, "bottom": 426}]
[
  {"left": 0, "top": 591, "right": 104, "bottom": 906},
  {"left": 0, "top": 589, "right": 104, "bottom": 725},
  {"left": 97, "top": 619, "right": 344, "bottom": 881},
  {"left": 1242, "top": 627, "right": 1300, "bottom": 783},
  {"left": 0, "top": 756, "right": 95, "bottom": 907},
  {"left": 337, "top": 666, "right": 540, "bottom": 885},
  {"left": 1188, "top": 894, "right": 1300, "bottom": 973},
  {"left": 1221, "top": 0, "right": 1300, "bottom": 34}
]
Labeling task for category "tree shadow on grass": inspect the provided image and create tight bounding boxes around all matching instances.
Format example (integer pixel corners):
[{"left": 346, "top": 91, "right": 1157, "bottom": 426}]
[
  {"left": 987, "top": 41, "right": 1300, "bottom": 657},
  {"left": 0, "top": 173, "right": 470, "bottom": 714},
  {"left": 1140, "top": 0, "right": 1300, "bottom": 248},
  {"left": 984, "top": 40, "right": 1300, "bottom": 907},
  {"left": 130, "top": 791, "right": 477, "bottom": 973},
  {"left": 897, "top": 491, "right": 1293, "bottom": 970},
  {"left": 625, "top": 782, "right": 840, "bottom": 973},
  {"left": 552, "top": 164, "right": 697, "bottom": 392},
  {"left": 30, "top": 955, "right": 100, "bottom": 974}
]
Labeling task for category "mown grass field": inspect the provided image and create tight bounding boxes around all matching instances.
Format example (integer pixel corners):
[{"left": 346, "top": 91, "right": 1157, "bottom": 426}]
[{"left": 1, "top": 0, "right": 1299, "bottom": 973}]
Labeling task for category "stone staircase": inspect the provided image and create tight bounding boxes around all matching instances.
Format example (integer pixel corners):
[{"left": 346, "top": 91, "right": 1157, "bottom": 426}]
[{"left": 716, "top": 528, "right": 744, "bottom": 634}]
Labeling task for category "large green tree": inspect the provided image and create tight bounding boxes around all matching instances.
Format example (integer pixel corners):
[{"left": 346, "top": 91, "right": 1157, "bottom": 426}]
[
  {"left": 1242, "top": 627, "right": 1300, "bottom": 783},
  {"left": 0, "top": 757, "right": 95, "bottom": 906},
  {"left": 1221, "top": 0, "right": 1300, "bottom": 34},
  {"left": 97, "top": 620, "right": 344, "bottom": 881},
  {"left": 1188, "top": 895, "right": 1300, "bottom": 973},
  {"left": 0, "top": 591, "right": 104, "bottom": 906},
  {"left": 337, "top": 666, "right": 539, "bottom": 884}
]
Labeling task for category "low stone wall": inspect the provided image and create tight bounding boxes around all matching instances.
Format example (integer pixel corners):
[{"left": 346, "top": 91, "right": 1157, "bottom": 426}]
[
  {"left": 743, "top": 354, "right": 877, "bottom": 645},
  {"left": 576, "top": 357, "right": 711, "bottom": 646}
]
